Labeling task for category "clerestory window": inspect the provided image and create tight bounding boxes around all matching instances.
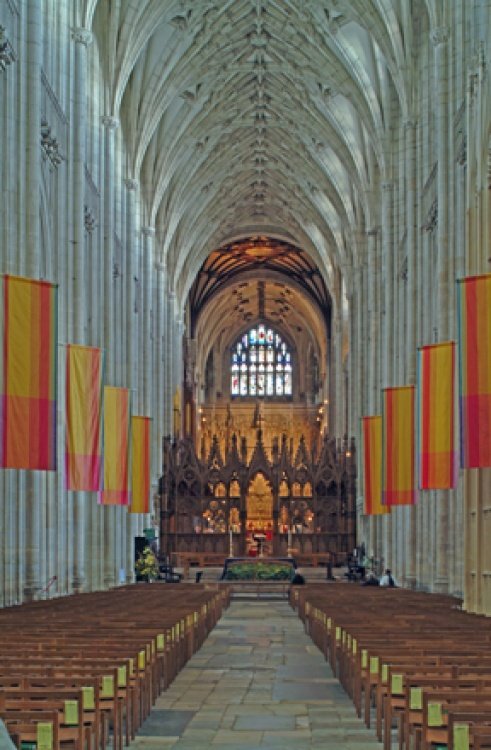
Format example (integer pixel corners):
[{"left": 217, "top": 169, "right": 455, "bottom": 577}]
[{"left": 230, "top": 324, "right": 292, "bottom": 397}]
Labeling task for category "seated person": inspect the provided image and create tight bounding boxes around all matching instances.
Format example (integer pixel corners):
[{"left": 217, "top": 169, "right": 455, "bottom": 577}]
[
  {"left": 291, "top": 572, "right": 305, "bottom": 585},
  {"left": 361, "top": 572, "right": 379, "bottom": 586},
  {"left": 379, "top": 568, "right": 397, "bottom": 587}
]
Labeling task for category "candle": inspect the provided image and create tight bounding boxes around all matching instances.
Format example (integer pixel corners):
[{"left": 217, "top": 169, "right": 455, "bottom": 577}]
[
  {"left": 287, "top": 528, "right": 292, "bottom": 551},
  {"left": 229, "top": 528, "right": 233, "bottom": 557}
]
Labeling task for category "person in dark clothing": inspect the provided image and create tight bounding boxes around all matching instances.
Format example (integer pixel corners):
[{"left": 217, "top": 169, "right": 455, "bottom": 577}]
[
  {"left": 379, "top": 569, "right": 397, "bottom": 587},
  {"left": 291, "top": 572, "right": 306, "bottom": 585},
  {"left": 361, "top": 572, "right": 379, "bottom": 586}
]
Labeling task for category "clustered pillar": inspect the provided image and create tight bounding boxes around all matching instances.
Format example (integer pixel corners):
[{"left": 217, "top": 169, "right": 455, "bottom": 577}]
[{"left": 349, "top": 17, "right": 488, "bottom": 605}]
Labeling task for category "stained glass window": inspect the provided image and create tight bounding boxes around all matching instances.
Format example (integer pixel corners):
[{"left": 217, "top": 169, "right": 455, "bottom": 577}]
[{"left": 230, "top": 324, "right": 293, "bottom": 397}]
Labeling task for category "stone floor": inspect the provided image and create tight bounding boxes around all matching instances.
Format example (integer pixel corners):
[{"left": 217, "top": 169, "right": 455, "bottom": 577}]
[{"left": 130, "top": 601, "right": 383, "bottom": 749}]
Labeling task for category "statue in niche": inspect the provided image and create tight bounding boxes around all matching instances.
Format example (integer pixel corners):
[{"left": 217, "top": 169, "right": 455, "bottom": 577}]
[{"left": 247, "top": 473, "right": 273, "bottom": 523}]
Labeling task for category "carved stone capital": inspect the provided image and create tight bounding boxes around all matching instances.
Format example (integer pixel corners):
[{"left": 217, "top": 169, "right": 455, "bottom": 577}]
[
  {"left": 142, "top": 226, "right": 155, "bottom": 237},
  {"left": 381, "top": 181, "right": 393, "bottom": 192},
  {"left": 430, "top": 26, "right": 450, "bottom": 47},
  {"left": 41, "top": 118, "right": 64, "bottom": 169},
  {"left": 71, "top": 27, "right": 93, "bottom": 46},
  {"left": 124, "top": 178, "right": 138, "bottom": 191},
  {"left": 101, "top": 115, "right": 119, "bottom": 130}
]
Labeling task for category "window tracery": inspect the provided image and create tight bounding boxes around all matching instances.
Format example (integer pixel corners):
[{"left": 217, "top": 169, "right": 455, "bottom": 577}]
[{"left": 230, "top": 324, "right": 292, "bottom": 397}]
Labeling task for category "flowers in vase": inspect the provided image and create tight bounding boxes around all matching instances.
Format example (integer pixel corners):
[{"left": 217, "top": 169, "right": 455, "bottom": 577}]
[{"left": 135, "top": 547, "right": 159, "bottom": 581}]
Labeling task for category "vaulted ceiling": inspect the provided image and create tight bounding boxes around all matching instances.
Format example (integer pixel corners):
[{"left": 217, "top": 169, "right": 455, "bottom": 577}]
[
  {"left": 83, "top": 0, "right": 435, "bottom": 307},
  {"left": 189, "top": 236, "right": 331, "bottom": 333}
]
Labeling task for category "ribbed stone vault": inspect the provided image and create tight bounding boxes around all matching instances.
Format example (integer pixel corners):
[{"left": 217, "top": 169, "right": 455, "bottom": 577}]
[
  {"left": 80, "top": 0, "right": 434, "bottom": 306},
  {"left": 1, "top": 0, "right": 488, "bottom": 609}
]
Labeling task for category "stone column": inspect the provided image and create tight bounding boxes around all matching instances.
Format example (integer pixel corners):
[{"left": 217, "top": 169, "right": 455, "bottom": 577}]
[
  {"left": 1, "top": 21, "right": 18, "bottom": 605},
  {"left": 453, "top": 157, "right": 466, "bottom": 598},
  {"left": 352, "top": 262, "right": 365, "bottom": 540},
  {"left": 174, "top": 317, "right": 184, "bottom": 437},
  {"left": 183, "top": 337, "right": 197, "bottom": 440},
  {"left": 70, "top": 26, "right": 93, "bottom": 593},
  {"left": 140, "top": 228, "right": 155, "bottom": 547},
  {"left": 330, "top": 308, "right": 343, "bottom": 438},
  {"left": 124, "top": 178, "right": 139, "bottom": 395},
  {"left": 124, "top": 178, "right": 139, "bottom": 580},
  {"left": 142, "top": 228, "right": 155, "bottom": 414},
  {"left": 23, "top": 0, "right": 43, "bottom": 600},
  {"left": 366, "top": 228, "right": 379, "bottom": 558},
  {"left": 367, "top": 228, "right": 379, "bottom": 411},
  {"left": 432, "top": 25, "right": 451, "bottom": 593},
  {"left": 70, "top": 27, "right": 92, "bottom": 342},
  {"left": 415, "top": 137, "right": 425, "bottom": 588},
  {"left": 380, "top": 180, "right": 394, "bottom": 570},
  {"left": 101, "top": 114, "right": 119, "bottom": 588},
  {"left": 101, "top": 115, "right": 119, "bottom": 381},
  {"left": 165, "top": 292, "right": 176, "bottom": 435},
  {"left": 404, "top": 118, "right": 418, "bottom": 588},
  {"left": 153, "top": 261, "right": 166, "bottom": 479},
  {"left": 346, "top": 278, "right": 356, "bottom": 439}
]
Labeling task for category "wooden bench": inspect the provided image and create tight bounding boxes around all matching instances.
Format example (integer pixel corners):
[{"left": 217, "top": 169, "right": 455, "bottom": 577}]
[
  {"left": 0, "top": 586, "right": 230, "bottom": 750},
  {"left": 291, "top": 584, "right": 491, "bottom": 750}
]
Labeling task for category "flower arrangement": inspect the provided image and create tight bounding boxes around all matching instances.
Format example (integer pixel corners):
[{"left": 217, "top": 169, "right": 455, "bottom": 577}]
[
  {"left": 135, "top": 547, "right": 159, "bottom": 581},
  {"left": 225, "top": 561, "right": 294, "bottom": 581}
]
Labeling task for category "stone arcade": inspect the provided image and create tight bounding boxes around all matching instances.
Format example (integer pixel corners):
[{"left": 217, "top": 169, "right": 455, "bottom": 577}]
[{"left": 0, "top": 1, "right": 489, "bottom": 614}]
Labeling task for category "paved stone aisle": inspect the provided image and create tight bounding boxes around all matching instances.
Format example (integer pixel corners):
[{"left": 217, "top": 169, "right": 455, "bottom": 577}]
[{"left": 131, "top": 601, "right": 383, "bottom": 749}]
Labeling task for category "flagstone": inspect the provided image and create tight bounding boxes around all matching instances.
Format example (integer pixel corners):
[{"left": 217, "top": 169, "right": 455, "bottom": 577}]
[{"left": 127, "top": 601, "right": 384, "bottom": 749}]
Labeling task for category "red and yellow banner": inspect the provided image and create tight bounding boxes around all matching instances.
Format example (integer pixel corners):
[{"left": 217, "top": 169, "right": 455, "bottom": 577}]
[
  {"left": 0, "top": 275, "right": 57, "bottom": 469},
  {"left": 130, "top": 416, "right": 151, "bottom": 514},
  {"left": 65, "top": 345, "right": 103, "bottom": 490},
  {"left": 458, "top": 274, "right": 491, "bottom": 468},
  {"left": 383, "top": 386, "right": 416, "bottom": 506},
  {"left": 418, "top": 342, "right": 456, "bottom": 489},
  {"left": 362, "top": 416, "right": 389, "bottom": 515},
  {"left": 100, "top": 386, "right": 130, "bottom": 505}
]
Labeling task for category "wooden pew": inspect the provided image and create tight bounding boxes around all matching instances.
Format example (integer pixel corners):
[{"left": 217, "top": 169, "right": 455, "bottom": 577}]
[
  {"left": 292, "top": 584, "right": 491, "bottom": 750},
  {"left": 0, "top": 586, "right": 229, "bottom": 750}
]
